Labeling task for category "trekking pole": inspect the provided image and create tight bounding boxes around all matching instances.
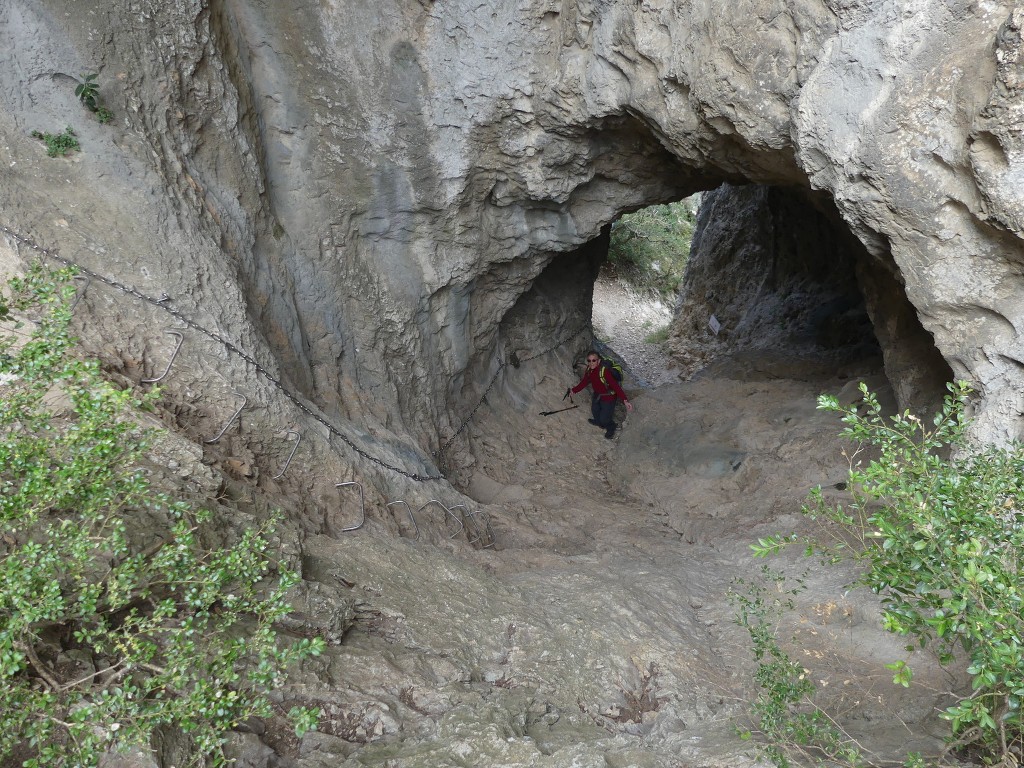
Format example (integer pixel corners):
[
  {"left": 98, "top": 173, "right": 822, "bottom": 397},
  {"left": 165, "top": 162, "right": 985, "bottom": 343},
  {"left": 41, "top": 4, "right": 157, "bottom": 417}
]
[
  {"left": 540, "top": 389, "right": 578, "bottom": 416},
  {"left": 540, "top": 404, "right": 578, "bottom": 416}
]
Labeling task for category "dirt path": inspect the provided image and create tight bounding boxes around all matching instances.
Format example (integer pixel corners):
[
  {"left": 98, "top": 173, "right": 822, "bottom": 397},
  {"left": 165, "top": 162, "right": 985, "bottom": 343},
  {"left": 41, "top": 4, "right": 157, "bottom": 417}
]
[
  {"left": 301, "top": 279, "right": 959, "bottom": 768},
  {"left": 448, "top": 278, "right": 956, "bottom": 766},
  {"left": 591, "top": 272, "right": 682, "bottom": 388}
]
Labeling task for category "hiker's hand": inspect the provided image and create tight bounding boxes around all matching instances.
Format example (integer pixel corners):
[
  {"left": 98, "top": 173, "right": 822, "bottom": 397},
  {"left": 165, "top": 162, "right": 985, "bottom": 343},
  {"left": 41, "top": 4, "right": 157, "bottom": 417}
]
[{"left": 625, "top": 400, "right": 634, "bottom": 412}]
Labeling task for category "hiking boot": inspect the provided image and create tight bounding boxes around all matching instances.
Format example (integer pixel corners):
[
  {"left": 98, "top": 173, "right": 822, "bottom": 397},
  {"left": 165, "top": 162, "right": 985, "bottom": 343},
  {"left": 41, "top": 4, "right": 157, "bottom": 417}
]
[
  {"left": 588, "top": 419, "right": 601, "bottom": 426},
  {"left": 605, "top": 424, "right": 617, "bottom": 439}
]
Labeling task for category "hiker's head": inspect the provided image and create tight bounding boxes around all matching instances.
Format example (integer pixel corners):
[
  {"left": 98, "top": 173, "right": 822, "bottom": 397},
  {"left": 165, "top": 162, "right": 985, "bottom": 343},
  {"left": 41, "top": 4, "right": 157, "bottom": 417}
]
[{"left": 586, "top": 351, "right": 600, "bottom": 370}]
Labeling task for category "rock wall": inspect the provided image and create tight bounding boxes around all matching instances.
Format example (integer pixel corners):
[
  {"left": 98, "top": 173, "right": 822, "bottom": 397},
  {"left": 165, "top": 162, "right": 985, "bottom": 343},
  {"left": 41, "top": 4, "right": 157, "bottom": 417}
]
[
  {"left": 5, "top": 2, "right": 1024, "bottom": 766},
  {"left": 671, "top": 183, "right": 954, "bottom": 416},
  {"left": 2, "top": 0, "right": 1024, "bottom": 484}
]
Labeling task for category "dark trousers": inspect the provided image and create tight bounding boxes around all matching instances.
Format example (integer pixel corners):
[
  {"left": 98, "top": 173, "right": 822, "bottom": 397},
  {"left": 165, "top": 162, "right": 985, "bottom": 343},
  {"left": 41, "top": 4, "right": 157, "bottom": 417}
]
[{"left": 592, "top": 395, "right": 616, "bottom": 432}]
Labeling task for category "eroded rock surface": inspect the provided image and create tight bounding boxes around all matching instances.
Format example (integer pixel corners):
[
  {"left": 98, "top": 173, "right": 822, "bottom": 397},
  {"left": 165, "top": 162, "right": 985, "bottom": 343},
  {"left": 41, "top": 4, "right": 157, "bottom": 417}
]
[
  {"left": 1, "top": 0, "right": 1021, "bottom": 765},
  {"left": 3, "top": 0, "right": 1024, "bottom": 452}
]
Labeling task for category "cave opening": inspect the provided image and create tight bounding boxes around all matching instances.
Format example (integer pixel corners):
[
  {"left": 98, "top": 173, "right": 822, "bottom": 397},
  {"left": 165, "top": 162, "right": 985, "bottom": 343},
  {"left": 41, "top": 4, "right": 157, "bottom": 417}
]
[
  {"left": 581, "top": 182, "right": 954, "bottom": 415},
  {"left": 589, "top": 183, "right": 889, "bottom": 392},
  {"left": 489, "top": 178, "right": 954, "bottom": 488},
  {"left": 590, "top": 196, "right": 698, "bottom": 387}
]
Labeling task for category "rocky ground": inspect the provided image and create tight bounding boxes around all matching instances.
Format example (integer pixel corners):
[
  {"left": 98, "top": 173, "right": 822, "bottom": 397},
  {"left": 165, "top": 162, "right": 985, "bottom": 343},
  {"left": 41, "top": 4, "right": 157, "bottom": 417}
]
[
  {"left": 258, "top": 277, "right": 967, "bottom": 768},
  {"left": 591, "top": 273, "right": 682, "bottom": 388}
]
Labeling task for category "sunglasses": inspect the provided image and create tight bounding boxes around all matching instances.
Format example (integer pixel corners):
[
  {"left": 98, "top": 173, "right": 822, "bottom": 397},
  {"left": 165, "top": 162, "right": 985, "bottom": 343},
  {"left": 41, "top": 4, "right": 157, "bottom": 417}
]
[{"left": 587, "top": 358, "right": 599, "bottom": 363}]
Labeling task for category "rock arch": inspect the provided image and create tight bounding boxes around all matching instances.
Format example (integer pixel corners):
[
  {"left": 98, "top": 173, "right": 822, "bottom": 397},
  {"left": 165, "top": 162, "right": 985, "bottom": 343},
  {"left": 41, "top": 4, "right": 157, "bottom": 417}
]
[
  {"left": 1, "top": 0, "right": 1023, "bottom": 485},
  {"left": 426, "top": 0, "right": 1024, "bottom": 448}
]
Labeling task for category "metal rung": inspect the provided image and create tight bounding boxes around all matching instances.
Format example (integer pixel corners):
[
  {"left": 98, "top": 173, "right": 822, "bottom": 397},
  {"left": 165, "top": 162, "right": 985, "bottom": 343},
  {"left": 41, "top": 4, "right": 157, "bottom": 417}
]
[
  {"left": 141, "top": 330, "right": 184, "bottom": 384},
  {"left": 335, "top": 481, "right": 365, "bottom": 532},
  {"left": 416, "top": 500, "right": 464, "bottom": 539},
  {"left": 385, "top": 500, "right": 419, "bottom": 539}
]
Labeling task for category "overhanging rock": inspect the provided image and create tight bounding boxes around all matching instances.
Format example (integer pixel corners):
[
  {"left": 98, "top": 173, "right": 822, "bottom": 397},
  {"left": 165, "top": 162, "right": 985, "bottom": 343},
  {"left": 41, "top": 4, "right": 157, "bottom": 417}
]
[{"left": 1, "top": 0, "right": 1022, "bottom": 470}]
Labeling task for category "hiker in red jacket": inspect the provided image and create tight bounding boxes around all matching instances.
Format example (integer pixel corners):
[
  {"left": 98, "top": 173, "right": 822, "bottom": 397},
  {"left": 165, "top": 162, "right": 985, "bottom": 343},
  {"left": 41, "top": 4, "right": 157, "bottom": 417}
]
[{"left": 570, "top": 351, "right": 633, "bottom": 439}]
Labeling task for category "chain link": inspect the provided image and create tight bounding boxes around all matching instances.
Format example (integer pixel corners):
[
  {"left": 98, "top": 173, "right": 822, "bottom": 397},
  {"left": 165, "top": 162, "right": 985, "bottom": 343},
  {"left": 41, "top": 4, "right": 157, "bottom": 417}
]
[
  {"left": 435, "top": 364, "right": 505, "bottom": 459},
  {"left": 433, "top": 323, "right": 589, "bottom": 460},
  {"left": 520, "top": 323, "right": 589, "bottom": 365}
]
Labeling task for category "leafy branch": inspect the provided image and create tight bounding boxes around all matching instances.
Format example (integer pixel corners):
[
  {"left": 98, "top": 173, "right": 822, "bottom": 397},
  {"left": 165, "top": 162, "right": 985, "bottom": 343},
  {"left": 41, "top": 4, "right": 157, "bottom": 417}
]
[
  {"left": 748, "top": 381, "right": 1024, "bottom": 765},
  {"left": 74, "top": 73, "right": 113, "bottom": 123},
  {"left": 0, "top": 264, "right": 321, "bottom": 767}
]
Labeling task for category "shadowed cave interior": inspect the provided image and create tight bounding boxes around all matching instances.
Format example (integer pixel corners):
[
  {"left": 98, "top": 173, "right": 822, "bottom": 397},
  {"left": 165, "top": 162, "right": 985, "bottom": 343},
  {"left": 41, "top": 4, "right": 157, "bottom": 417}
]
[{"left": 484, "top": 178, "right": 953, "bottom": 469}]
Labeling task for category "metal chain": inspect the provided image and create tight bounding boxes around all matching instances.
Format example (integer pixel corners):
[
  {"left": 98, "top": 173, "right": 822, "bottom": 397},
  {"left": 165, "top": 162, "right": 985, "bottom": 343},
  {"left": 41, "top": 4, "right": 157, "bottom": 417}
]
[
  {"left": 520, "top": 322, "right": 589, "bottom": 364},
  {"left": 435, "top": 363, "right": 506, "bottom": 459},
  {"left": 1, "top": 223, "right": 591, "bottom": 478},
  {"left": 434, "top": 322, "right": 590, "bottom": 460},
  {"left": 0, "top": 224, "right": 445, "bottom": 481}
]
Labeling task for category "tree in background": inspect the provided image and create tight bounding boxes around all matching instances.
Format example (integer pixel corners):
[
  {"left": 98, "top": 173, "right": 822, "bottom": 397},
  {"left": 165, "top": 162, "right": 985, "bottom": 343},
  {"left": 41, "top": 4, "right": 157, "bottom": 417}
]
[{"left": 607, "top": 197, "right": 698, "bottom": 299}]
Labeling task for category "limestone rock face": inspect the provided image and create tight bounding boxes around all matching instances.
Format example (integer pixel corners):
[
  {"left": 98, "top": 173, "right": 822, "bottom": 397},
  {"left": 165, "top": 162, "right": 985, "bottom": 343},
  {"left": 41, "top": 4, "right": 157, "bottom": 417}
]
[
  {"left": 670, "top": 183, "right": 954, "bottom": 416},
  {"left": 4, "top": 1, "right": 1024, "bottom": 766},
  {"left": 3, "top": 0, "right": 1024, "bottom": 462}
]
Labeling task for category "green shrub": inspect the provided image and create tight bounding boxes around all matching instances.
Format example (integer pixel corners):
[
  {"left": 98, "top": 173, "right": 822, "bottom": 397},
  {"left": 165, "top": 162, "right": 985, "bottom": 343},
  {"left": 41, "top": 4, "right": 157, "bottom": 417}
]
[
  {"left": 730, "top": 567, "right": 861, "bottom": 768},
  {"left": 74, "top": 73, "right": 113, "bottom": 123},
  {"left": 29, "top": 127, "right": 79, "bottom": 157},
  {"left": 643, "top": 324, "right": 671, "bottom": 345},
  {"left": 0, "top": 265, "right": 322, "bottom": 767},
  {"left": 754, "top": 381, "right": 1024, "bottom": 764},
  {"left": 607, "top": 198, "right": 697, "bottom": 298},
  {"left": 75, "top": 73, "right": 101, "bottom": 112}
]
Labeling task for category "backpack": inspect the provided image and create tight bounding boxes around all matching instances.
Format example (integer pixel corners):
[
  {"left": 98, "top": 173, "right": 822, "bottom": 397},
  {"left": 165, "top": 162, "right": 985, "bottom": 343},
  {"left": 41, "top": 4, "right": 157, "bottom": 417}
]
[{"left": 597, "top": 357, "right": 624, "bottom": 386}]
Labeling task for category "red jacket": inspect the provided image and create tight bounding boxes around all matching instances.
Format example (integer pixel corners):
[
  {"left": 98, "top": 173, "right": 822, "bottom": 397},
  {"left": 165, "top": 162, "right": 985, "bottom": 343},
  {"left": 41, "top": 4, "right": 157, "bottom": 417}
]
[{"left": 572, "top": 364, "right": 629, "bottom": 402}]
